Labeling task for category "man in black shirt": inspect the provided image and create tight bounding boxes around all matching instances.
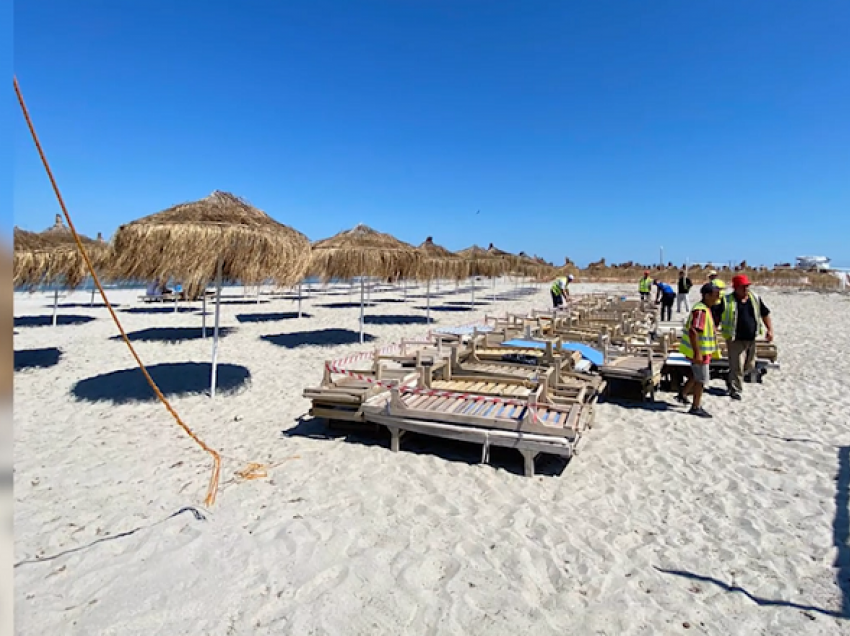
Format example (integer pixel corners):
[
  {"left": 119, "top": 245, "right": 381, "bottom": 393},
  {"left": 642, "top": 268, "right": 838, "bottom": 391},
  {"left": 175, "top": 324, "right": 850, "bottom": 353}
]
[
  {"left": 676, "top": 270, "right": 692, "bottom": 313},
  {"left": 721, "top": 274, "right": 774, "bottom": 400}
]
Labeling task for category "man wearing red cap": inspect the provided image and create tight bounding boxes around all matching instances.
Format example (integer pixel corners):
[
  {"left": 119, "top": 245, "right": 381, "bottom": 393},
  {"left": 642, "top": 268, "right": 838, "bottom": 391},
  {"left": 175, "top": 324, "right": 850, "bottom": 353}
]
[{"left": 720, "top": 274, "right": 774, "bottom": 400}]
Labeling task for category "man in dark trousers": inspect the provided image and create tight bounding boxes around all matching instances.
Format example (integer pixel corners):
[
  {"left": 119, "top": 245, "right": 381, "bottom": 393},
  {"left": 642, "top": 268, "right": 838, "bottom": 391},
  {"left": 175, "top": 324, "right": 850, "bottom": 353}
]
[
  {"left": 719, "top": 274, "right": 774, "bottom": 400},
  {"left": 676, "top": 270, "right": 692, "bottom": 313},
  {"left": 654, "top": 280, "right": 676, "bottom": 322}
]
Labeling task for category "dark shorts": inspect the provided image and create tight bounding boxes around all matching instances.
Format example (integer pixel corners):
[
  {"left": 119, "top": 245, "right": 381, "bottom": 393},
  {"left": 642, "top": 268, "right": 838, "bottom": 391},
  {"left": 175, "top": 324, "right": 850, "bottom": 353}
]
[
  {"left": 640, "top": 292, "right": 650, "bottom": 300},
  {"left": 661, "top": 293, "right": 675, "bottom": 306},
  {"left": 551, "top": 291, "right": 563, "bottom": 307}
]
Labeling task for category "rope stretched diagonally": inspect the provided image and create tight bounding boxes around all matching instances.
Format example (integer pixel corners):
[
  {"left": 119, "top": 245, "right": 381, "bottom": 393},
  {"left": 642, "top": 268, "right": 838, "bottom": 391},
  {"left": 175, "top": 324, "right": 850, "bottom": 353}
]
[{"left": 13, "top": 76, "right": 224, "bottom": 506}]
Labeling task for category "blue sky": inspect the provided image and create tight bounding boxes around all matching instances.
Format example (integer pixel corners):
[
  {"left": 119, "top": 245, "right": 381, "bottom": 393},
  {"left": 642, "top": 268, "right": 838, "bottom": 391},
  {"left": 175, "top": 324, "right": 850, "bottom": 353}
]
[{"left": 12, "top": 0, "right": 850, "bottom": 267}]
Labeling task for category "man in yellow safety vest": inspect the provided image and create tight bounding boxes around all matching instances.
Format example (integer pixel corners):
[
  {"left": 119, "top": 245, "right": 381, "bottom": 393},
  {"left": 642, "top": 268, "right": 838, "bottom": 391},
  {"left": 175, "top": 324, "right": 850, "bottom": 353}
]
[
  {"left": 678, "top": 283, "right": 722, "bottom": 418},
  {"left": 638, "top": 270, "right": 653, "bottom": 301},
  {"left": 550, "top": 274, "right": 574, "bottom": 308}
]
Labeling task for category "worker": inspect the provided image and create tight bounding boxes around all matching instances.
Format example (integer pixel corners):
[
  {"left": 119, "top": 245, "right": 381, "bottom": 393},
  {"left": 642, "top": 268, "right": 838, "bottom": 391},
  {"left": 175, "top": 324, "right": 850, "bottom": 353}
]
[
  {"left": 638, "top": 270, "right": 653, "bottom": 301},
  {"left": 678, "top": 283, "right": 722, "bottom": 418},
  {"left": 707, "top": 270, "right": 726, "bottom": 325},
  {"left": 720, "top": 274, "right": 774, "bottom": 400},
  {"left": 676, "top": 270, "right": 693, "bottom": 314},
  {"left": 550, "top": 274, "right": 573, "bottom": 308},
  {"left": 654, "top": 280, "right": 676, "bottom": 322}
]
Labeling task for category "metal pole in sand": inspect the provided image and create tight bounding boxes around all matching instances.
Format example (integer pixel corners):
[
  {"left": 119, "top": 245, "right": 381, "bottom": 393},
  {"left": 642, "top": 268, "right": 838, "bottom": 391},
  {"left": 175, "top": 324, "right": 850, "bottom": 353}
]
[
  {"left": 52, "top": 288, "right": 59, "bottom": 326},
  {"left": 202, "top": 292, "right": 207, "bottom": 338},
  {"left": 426, "top": 279, "right": 431, "bottom": 324},
  {"left": 359, "top": 277, "right": 365, "bottom": 344},
  {"left": 471, "top": 278, "right": 475, "bottom": 308},
  {"left": 90, "top": 286, "right": 95, "bottom": 307},
  {"left": 297, "top": 282, "right": 302, "bottom": 318},
  {"left": 210, "top": 259, "right": 223, "bottom": 398}
]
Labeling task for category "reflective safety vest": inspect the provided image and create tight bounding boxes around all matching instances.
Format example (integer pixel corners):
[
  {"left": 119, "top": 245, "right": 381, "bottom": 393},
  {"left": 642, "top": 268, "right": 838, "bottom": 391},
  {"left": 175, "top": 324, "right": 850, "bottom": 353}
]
[
  {"left": 679, "top": 301, "right": 721, "bottom": 360},
  {"left": 720, "top": 291, "right": 763, "bottom": 340},
  {"left": 639, "top": 277, "right": 652, "bottom": 293},
  {"left": 551, "top": 277, "right": 568, "bottom": 294}
]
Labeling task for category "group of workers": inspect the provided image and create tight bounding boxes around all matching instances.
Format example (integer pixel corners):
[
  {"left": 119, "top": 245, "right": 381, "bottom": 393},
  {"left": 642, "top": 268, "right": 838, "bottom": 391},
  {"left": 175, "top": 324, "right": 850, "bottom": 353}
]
[{"left": 551, "top": 269, "right": 776, "bottom": 420}]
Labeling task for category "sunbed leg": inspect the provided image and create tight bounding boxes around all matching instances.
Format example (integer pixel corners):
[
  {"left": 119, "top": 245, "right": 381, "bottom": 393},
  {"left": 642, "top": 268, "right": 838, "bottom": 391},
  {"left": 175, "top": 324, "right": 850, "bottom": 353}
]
[
  {"left": 520, "top": 449, "right": 536, "bottom": 477},
  {"left": 389, "top": 427, "right": 404, "bottom": 452}
]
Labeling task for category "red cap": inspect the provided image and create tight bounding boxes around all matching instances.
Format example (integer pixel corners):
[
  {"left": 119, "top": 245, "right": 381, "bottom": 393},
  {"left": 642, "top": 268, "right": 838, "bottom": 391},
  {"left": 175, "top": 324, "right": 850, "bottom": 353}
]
[
  {"left": 732, "top": 274, "right": 750, "bottom": 288},
  {"left": 643, "top": 270, "right": 650, "bottom": 275}
]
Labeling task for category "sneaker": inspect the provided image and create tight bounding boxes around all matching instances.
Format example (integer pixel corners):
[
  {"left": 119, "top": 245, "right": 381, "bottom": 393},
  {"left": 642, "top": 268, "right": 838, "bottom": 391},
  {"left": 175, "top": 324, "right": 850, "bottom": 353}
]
[
  {"left": 688, "top": 407, "right": 713, "bottom": 418},
  {"left": 730, "top": 392, "right": 742, "bottom": 401}
]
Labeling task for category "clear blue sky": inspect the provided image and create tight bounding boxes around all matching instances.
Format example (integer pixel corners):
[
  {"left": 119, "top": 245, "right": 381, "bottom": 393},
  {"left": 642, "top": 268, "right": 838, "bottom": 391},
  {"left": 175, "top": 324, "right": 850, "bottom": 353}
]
[{"left": 13, "top": 0, "right": 850, "bottom": 267}]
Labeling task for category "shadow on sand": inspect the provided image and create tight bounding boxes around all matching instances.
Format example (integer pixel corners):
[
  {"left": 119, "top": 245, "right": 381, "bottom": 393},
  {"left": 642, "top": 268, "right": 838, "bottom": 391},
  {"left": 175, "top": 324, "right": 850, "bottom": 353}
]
[
  {"left": 413, "top": 305, "right": 474, "bottom": 313},
  {"left": 71, "top": 362, "right": 251, "bottom": 403},
  {"left": 53, "top": 302, "right": 122, "bottom": 309},
  {"left": 654, "top": 445, "right": 850, "bottom": 619},
  {"left": 235, "top": 312, "right": 313, "bottom": 324},
  {"left": 121, "top": 306, "right": 199, "bottom": 315},
  {"left": 110, "top": 327, "right": 235, "bottom": 344},
  {"left": 262, "top": 329, "right": 375, "bottom": 348},
  {"left": 283, "top": 416, "right": 569, "bottom": 477},
  {"left": 14, "top": 315, "right": 96, "bottom": 328},
  {"left": 14, "top": 347, "right": 62, "bottom": 371},
  {"left": 363, "top": 314, "right": 430, "bottom": 326},
  {"left": 318, "top": 302, "right": 376, "bottom": 309}
]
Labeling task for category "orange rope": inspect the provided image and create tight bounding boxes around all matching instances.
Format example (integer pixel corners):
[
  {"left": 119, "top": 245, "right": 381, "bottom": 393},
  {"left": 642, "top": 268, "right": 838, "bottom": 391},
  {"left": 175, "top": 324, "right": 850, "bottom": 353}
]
[{"left": 13, "top": 76, "right": 222, "bottom": 507}]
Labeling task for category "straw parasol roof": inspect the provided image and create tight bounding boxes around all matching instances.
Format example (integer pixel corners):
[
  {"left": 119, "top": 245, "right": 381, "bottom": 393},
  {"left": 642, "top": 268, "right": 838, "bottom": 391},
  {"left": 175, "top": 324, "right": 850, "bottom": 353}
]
[
  {"left": 416, "top": 236, "right": 469, "bottom": 281},
  {"left": 108, "top": 191, "right": 310, "bottom": 297},
  {"left": 486, "top": 242, "right": 521, "bottom": 272},
  {"left": 309, "top": 223, "right": 420, "bottom": 282},
  {"left": 456, "top": 244, "right": 508, "bottom": 277},
  {"left": 13, "top": 215, "right": 108, "bottom": 288}
]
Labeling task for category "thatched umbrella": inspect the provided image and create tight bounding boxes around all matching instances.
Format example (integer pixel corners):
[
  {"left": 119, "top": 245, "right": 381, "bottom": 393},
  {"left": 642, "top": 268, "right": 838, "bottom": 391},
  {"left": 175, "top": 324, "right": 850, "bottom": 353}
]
[
  {"left": 416, "top": 237, "right": 469, "bottom": 323},
  {"left": 109, "top": 190, "right": 311, "bottom": 397},
  {"left": 309, "top": 224, "right": 419, "bottom": 342},
  {"left": 456, "top": 244, "right": 508, "bottom": 307},
  {"left": 14, "top": 216, "right": 109, "bottom": 325}
]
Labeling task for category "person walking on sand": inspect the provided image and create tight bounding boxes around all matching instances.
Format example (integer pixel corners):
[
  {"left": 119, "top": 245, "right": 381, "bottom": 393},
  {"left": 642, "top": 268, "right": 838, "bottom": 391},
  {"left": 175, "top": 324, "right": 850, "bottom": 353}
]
[
  {"left": 654, "top": 280, "right": 676, "bottom": 322},
  {"left": 638, "top": 270, "right": 653, "bottom": 301},
  {"left": 720, "top": 274, "right": 774, "bottom": 400},
  {"left": 550, "top": 274, "right": 573, "bottom": 308},
  {"left": 678, "top": 283, "right": 722, "bottom": 418},
  {"left": 677, "top": 270, "right": 692, "bottom": 313}
]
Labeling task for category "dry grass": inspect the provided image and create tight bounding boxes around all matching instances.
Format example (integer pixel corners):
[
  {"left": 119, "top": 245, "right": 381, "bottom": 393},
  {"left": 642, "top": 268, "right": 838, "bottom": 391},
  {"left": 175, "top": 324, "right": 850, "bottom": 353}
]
[
  {"left": 309, "top": 223, "right": 420, "bottom": 282},
  {"left": 109, "top": 191, "right": 310, "bottom": 297},
  {"left": 456, "top": 245, "right": 509, "bottom": 277},
  {"left": 415, "top": 237, "right": 469, "bottom": 281},
  {"left": 14, "top": 222, "right": 108, "bottom": 289}
]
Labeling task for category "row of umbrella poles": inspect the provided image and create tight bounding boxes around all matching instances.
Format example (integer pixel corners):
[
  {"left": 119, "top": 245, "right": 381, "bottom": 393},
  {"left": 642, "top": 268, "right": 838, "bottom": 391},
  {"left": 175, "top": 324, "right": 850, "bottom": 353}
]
[{"left": 13, "top": 191, "right": 557, "bottom": 395}]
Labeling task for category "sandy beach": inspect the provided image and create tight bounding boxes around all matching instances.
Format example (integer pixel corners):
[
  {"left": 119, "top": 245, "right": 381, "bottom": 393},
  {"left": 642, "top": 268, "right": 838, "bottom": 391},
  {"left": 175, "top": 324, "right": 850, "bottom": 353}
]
[{"left": 12, "top": 280, "right": 850, "bottom": 635}]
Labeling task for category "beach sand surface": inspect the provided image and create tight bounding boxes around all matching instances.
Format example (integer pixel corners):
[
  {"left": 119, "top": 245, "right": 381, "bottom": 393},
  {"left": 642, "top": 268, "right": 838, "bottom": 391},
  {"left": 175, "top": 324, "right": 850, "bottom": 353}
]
[{"left": 12, "top": 281, "right": 850, "bottom": 635}]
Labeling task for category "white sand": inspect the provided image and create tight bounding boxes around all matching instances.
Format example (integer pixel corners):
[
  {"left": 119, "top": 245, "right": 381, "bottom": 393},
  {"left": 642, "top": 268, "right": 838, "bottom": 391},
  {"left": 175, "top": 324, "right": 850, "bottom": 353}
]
[{"left": 12, "top": 281, "right": 850, "bottom": 635}]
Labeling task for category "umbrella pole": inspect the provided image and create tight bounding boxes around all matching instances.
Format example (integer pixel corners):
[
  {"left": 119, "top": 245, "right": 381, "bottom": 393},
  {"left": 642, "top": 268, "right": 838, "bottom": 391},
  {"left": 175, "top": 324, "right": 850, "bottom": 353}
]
[
  {"left": 298, "top": 282, "right": 302, "bottom": 318},
  {"left": 471, "top": 278, "right": 475, "bottom": 308},
  {"left": 210, "top": 260, "right": 223, "bottom": 398},
  {"left": 90, "top": 286, "right": 95, "bottom": 307},
  {"left": 426, "top": 279, "right": 431, "bottom": 324},
  {"left": 202, "top": 292, "right": 207, "bottom": 338},
  {"left": 492, "top": 276, "right": 496, "bottom": 302},
  {"left": 359, "top": 278, "right": 365, "bottom": 344},
  {"left": 52, "top": 288, "right": 58, "bottom": 326}
]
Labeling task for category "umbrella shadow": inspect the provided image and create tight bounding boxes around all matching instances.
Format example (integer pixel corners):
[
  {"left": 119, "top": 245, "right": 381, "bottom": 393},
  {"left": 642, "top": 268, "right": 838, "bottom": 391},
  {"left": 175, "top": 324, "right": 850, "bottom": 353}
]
[
  {"left": 217, "top": 299, "right": 271, "bottom": 305},
  {"left": 14, "top": 347, "right": 62, "bottom": 371},
  {"left": 317, "top": 302, "right": 376, "bottom": 309},
  {"left": 443, "top": 300, "right": 491, "bottom": 307},
  {"left": 121, "top": 306, "right": 199, "bottom": 315},
  {"left": 262, "top": 329, "right": 375, "bottom": 348},
  {"left": 363, "top": 314, "right": 430, "bottom": 325},
  {"left": 371, "top": 298, "right": 408, "bottom": 304},
  {"left": 14, "top": 315, "right": 96, "bottom": 328},
  {"left": 110, "top": 327, "right": 236, "bottom": 344},
  {"left": 235, "top": 312, "right": 313, "bottom": 323},
  {"left": 413, "top": 305, "right": 474, "bottom": 313},
  {"left": 54, "top": 302, "right": 122, "bottom": 309},
  {"left": 284, "top": 416, "right": 569, "bottom": 476},
  {"left": 71, "top": 362, "right": 251, "bottom": 403}
]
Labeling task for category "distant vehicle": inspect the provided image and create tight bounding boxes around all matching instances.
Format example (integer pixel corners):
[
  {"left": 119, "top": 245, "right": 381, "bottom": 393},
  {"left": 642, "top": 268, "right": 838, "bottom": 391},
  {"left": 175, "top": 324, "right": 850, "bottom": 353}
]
[{"left": 795, "top": 255, "right": 831, "bottom": 271}]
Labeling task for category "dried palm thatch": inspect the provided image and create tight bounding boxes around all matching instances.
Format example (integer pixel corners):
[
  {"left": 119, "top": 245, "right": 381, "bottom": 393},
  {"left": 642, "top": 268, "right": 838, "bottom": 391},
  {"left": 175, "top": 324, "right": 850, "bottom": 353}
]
[
  {"left": 456, "top": 244, "right": 508, "bottom": 277},
  {"left": 515, "top": 251, "right": 549, "bottom": 278},
  {"left": 13, "top": 216, "right": 109, "bottom": 289},
  {"left": 109, "top": 191, "right": 310, "bottom": 297},
  {"left": 415, "top": 236, "right": 469, "bottom": 281},
  {"left": 309, "top": 224, "right": 420, "bottom": 282}
]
